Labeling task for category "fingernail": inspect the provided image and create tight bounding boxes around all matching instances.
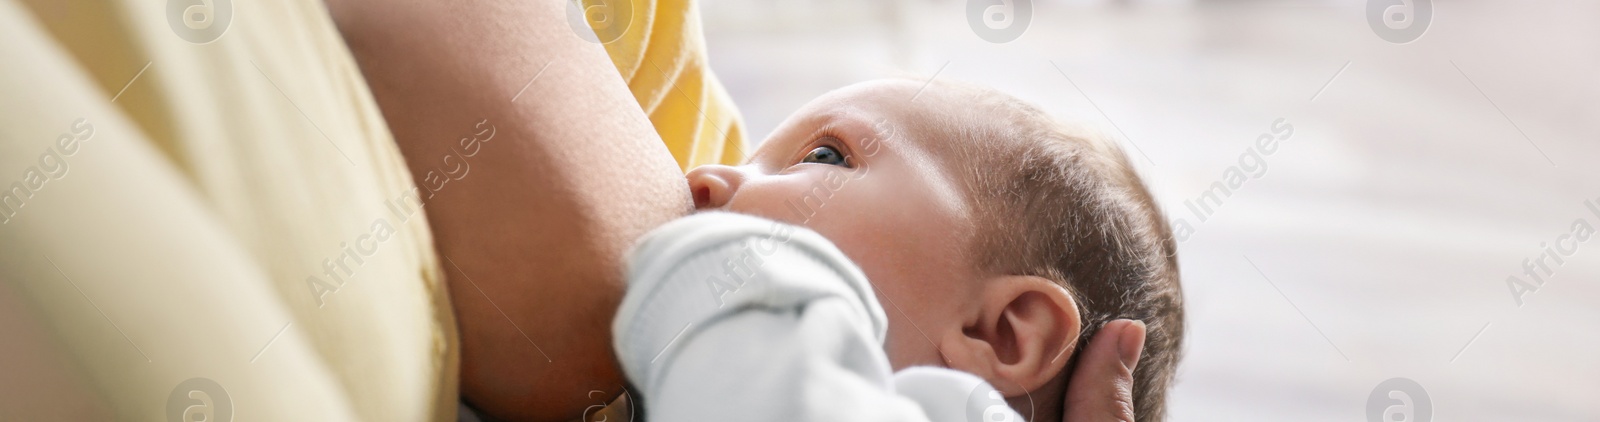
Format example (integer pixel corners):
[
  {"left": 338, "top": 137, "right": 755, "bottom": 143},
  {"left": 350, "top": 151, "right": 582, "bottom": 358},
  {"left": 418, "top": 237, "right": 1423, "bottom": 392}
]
[{"left": 1118, "top": 320, "right": 1146, "bottom": 369}]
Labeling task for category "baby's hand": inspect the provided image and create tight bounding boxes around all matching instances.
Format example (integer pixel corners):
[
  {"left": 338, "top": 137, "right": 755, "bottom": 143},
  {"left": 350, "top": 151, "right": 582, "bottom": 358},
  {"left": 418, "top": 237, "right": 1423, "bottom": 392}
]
[{"left": 1063, "top": 319, "right": 1146, "bottom": 422}]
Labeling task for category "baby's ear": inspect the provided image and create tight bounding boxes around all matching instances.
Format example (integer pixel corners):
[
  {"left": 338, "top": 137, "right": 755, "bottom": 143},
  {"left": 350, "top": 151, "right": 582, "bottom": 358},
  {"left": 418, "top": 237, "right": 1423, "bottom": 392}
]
[{"left": 941, "top": 275, "right": 1081, "bottom": 396}]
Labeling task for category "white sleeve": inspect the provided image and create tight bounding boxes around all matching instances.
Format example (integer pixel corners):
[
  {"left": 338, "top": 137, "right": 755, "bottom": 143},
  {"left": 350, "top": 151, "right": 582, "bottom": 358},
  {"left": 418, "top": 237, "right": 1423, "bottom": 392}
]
[{"left": 613, "top": 212, "right": 1023, "bottom": 422}]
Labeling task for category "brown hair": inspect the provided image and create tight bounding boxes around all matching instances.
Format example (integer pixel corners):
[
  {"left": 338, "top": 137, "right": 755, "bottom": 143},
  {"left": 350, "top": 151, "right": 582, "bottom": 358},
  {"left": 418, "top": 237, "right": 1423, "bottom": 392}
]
[{"left": 930, "top": 81, "right": 1184, "bottom": 421}]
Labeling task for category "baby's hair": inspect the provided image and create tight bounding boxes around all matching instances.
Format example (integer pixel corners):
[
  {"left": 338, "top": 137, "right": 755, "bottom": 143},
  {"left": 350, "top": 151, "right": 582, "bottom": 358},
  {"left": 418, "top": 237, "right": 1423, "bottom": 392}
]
[{"left": 923, "top": 79, "right": 1184, "bottom": 421}]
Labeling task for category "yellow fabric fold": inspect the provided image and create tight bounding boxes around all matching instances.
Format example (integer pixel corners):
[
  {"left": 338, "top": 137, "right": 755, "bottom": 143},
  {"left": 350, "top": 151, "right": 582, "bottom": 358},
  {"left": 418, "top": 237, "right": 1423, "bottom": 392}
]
[
  {"left": 2, "top": 0, "right": 747, "bottom": 419},
  {"left": 582, "top": 0, "right": 748, "bottom": 170},
  {"left": 2, "top": 0, "right": 457, "bottom": 420}
]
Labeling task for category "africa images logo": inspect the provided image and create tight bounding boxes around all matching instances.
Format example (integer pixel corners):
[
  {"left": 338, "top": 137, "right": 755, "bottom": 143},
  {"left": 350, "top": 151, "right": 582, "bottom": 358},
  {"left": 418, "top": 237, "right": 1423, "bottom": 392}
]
[
  {"left": 1366, "top": 377, "right": 1431, "bottom": 422},
  {"left": 1366, "top": 0, "right": 1431, "bottom": 44},
  {"left": 567, "top": 0, "right": 634, "bottom": 44},
  {"left": 167, "top": 378, "right": 232, "bottom": 422},
  {"left": 965, "top": 379, "right": 1027, "bottom": 422},
  {"left": 967, "top": 0, "right": 1031, "bottom": 44},
  {"left": 167, "top": 0, "right": 232, "bottom": 44}
]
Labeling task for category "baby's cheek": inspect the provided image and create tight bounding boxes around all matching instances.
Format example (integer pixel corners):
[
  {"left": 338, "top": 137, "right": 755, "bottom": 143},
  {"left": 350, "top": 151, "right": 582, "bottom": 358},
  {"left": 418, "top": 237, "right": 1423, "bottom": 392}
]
[
  {"left": 722, "top": 183, "right": 805, "bottom": 224},
  {"left": 880, "top": 314, "right": 943, "bottom": 370},
  {"left": 734, "top": 173, "right": 858, "bottom": 227}
]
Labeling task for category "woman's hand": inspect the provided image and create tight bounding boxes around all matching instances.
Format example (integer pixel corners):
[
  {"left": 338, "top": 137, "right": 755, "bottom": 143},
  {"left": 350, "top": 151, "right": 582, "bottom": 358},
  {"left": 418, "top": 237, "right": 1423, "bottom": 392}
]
[{"left": 1063, "top": 319, "right": 1146, "bottom": 422}]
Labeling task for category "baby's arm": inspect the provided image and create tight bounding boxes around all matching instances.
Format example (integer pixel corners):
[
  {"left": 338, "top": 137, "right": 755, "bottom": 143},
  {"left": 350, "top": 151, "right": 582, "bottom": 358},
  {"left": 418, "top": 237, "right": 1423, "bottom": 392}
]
[{"left": 614, "top": 212, "right": 1023, "bottom": 422}]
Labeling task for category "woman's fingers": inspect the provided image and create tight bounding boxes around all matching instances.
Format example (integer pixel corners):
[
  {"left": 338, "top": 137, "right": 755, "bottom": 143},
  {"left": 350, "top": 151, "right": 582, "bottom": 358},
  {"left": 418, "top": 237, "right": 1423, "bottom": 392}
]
[{"left": 1063, "top": 319, "right": 1145, "bottom": 422}]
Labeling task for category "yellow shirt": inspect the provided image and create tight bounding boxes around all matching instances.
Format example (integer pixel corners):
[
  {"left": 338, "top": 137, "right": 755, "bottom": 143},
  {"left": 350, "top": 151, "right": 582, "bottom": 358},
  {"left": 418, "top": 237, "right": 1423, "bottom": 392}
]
[
  {"left": 1, "top": 0, "right": 450, "bottom": 420},
  {"left": 1, "top": 0, "right": 741, "bottom": 421},
  {"left": 582, "top": 0, "right": 748, "bottom": 170}
]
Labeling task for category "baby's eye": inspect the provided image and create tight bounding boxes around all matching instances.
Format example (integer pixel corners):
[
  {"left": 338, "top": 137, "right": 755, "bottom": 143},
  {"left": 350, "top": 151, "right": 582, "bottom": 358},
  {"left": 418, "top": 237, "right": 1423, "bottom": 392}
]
[{"left": 801, "top": 145, "right": 847, "bottom": 166}]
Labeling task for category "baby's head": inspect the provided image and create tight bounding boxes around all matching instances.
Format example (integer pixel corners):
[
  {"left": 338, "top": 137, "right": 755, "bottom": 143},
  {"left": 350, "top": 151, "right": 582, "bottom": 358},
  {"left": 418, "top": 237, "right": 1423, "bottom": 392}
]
[{"left": 686, "top": 79, "right": 1183, "bottom": 421}]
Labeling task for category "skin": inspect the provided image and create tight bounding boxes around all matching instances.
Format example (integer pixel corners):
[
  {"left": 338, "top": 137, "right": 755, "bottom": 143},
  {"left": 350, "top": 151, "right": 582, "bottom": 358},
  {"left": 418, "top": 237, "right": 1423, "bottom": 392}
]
[
  {"left": 321, "top": 2, "right": 1146, "bottom": 421},
  {"left": 686, "top": 80, "right": 1116, "bottom": 420},
  {"left": 689, "top": 80, "right": 1005, "bottom": 369},
  {"left": 323, "top": 0, "right": 687, "bottom": 420},
  {"left": 687, "top": 80, "right": 987, "bottom": 367},
  {"left": 0, "top": 1, "right": 1145, "bottom": 421}
]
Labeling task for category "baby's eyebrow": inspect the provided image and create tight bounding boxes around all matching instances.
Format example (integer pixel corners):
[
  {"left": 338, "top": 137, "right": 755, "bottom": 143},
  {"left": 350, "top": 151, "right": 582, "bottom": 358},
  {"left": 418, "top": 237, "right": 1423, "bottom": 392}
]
[
  {"left": 808, "top": 118, "right": 849, "bottom": 139},
  {"left": 816, "top": 113, "right": 885, "bottom": 143}
]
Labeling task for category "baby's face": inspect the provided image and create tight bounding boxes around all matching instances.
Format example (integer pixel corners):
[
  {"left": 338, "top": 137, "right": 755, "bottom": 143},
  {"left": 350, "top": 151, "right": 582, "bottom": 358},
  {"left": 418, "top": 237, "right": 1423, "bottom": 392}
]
[{"left": 686, "top": 79, "right": 985, "bottom": 369}]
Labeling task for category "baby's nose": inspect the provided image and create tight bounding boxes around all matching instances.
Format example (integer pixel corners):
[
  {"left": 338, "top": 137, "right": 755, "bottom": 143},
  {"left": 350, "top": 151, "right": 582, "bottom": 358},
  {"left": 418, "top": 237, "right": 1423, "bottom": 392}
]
[{"left": 685, "top": 164, "right": 745, "bottom": 210}]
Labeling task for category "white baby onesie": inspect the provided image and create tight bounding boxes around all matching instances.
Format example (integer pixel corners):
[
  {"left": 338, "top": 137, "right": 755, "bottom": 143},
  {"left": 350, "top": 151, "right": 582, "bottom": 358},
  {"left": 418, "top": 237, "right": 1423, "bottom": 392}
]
[{"left": 614, "top": 212, "right": 1026, "bottom": 422}]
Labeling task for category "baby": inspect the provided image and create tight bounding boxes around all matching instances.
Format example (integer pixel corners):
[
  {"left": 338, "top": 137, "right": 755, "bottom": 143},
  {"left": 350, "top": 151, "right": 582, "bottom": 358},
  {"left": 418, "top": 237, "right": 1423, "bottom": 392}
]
[{"left": 613, "top": 78, "right": 1183, "bottom": 421}]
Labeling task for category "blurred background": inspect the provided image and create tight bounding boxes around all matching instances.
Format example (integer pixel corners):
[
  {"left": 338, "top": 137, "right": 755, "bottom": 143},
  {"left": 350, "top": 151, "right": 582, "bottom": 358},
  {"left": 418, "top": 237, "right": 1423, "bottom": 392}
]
[{"left": 700, "top": 0, "right": 1600, "bottom": 420}]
